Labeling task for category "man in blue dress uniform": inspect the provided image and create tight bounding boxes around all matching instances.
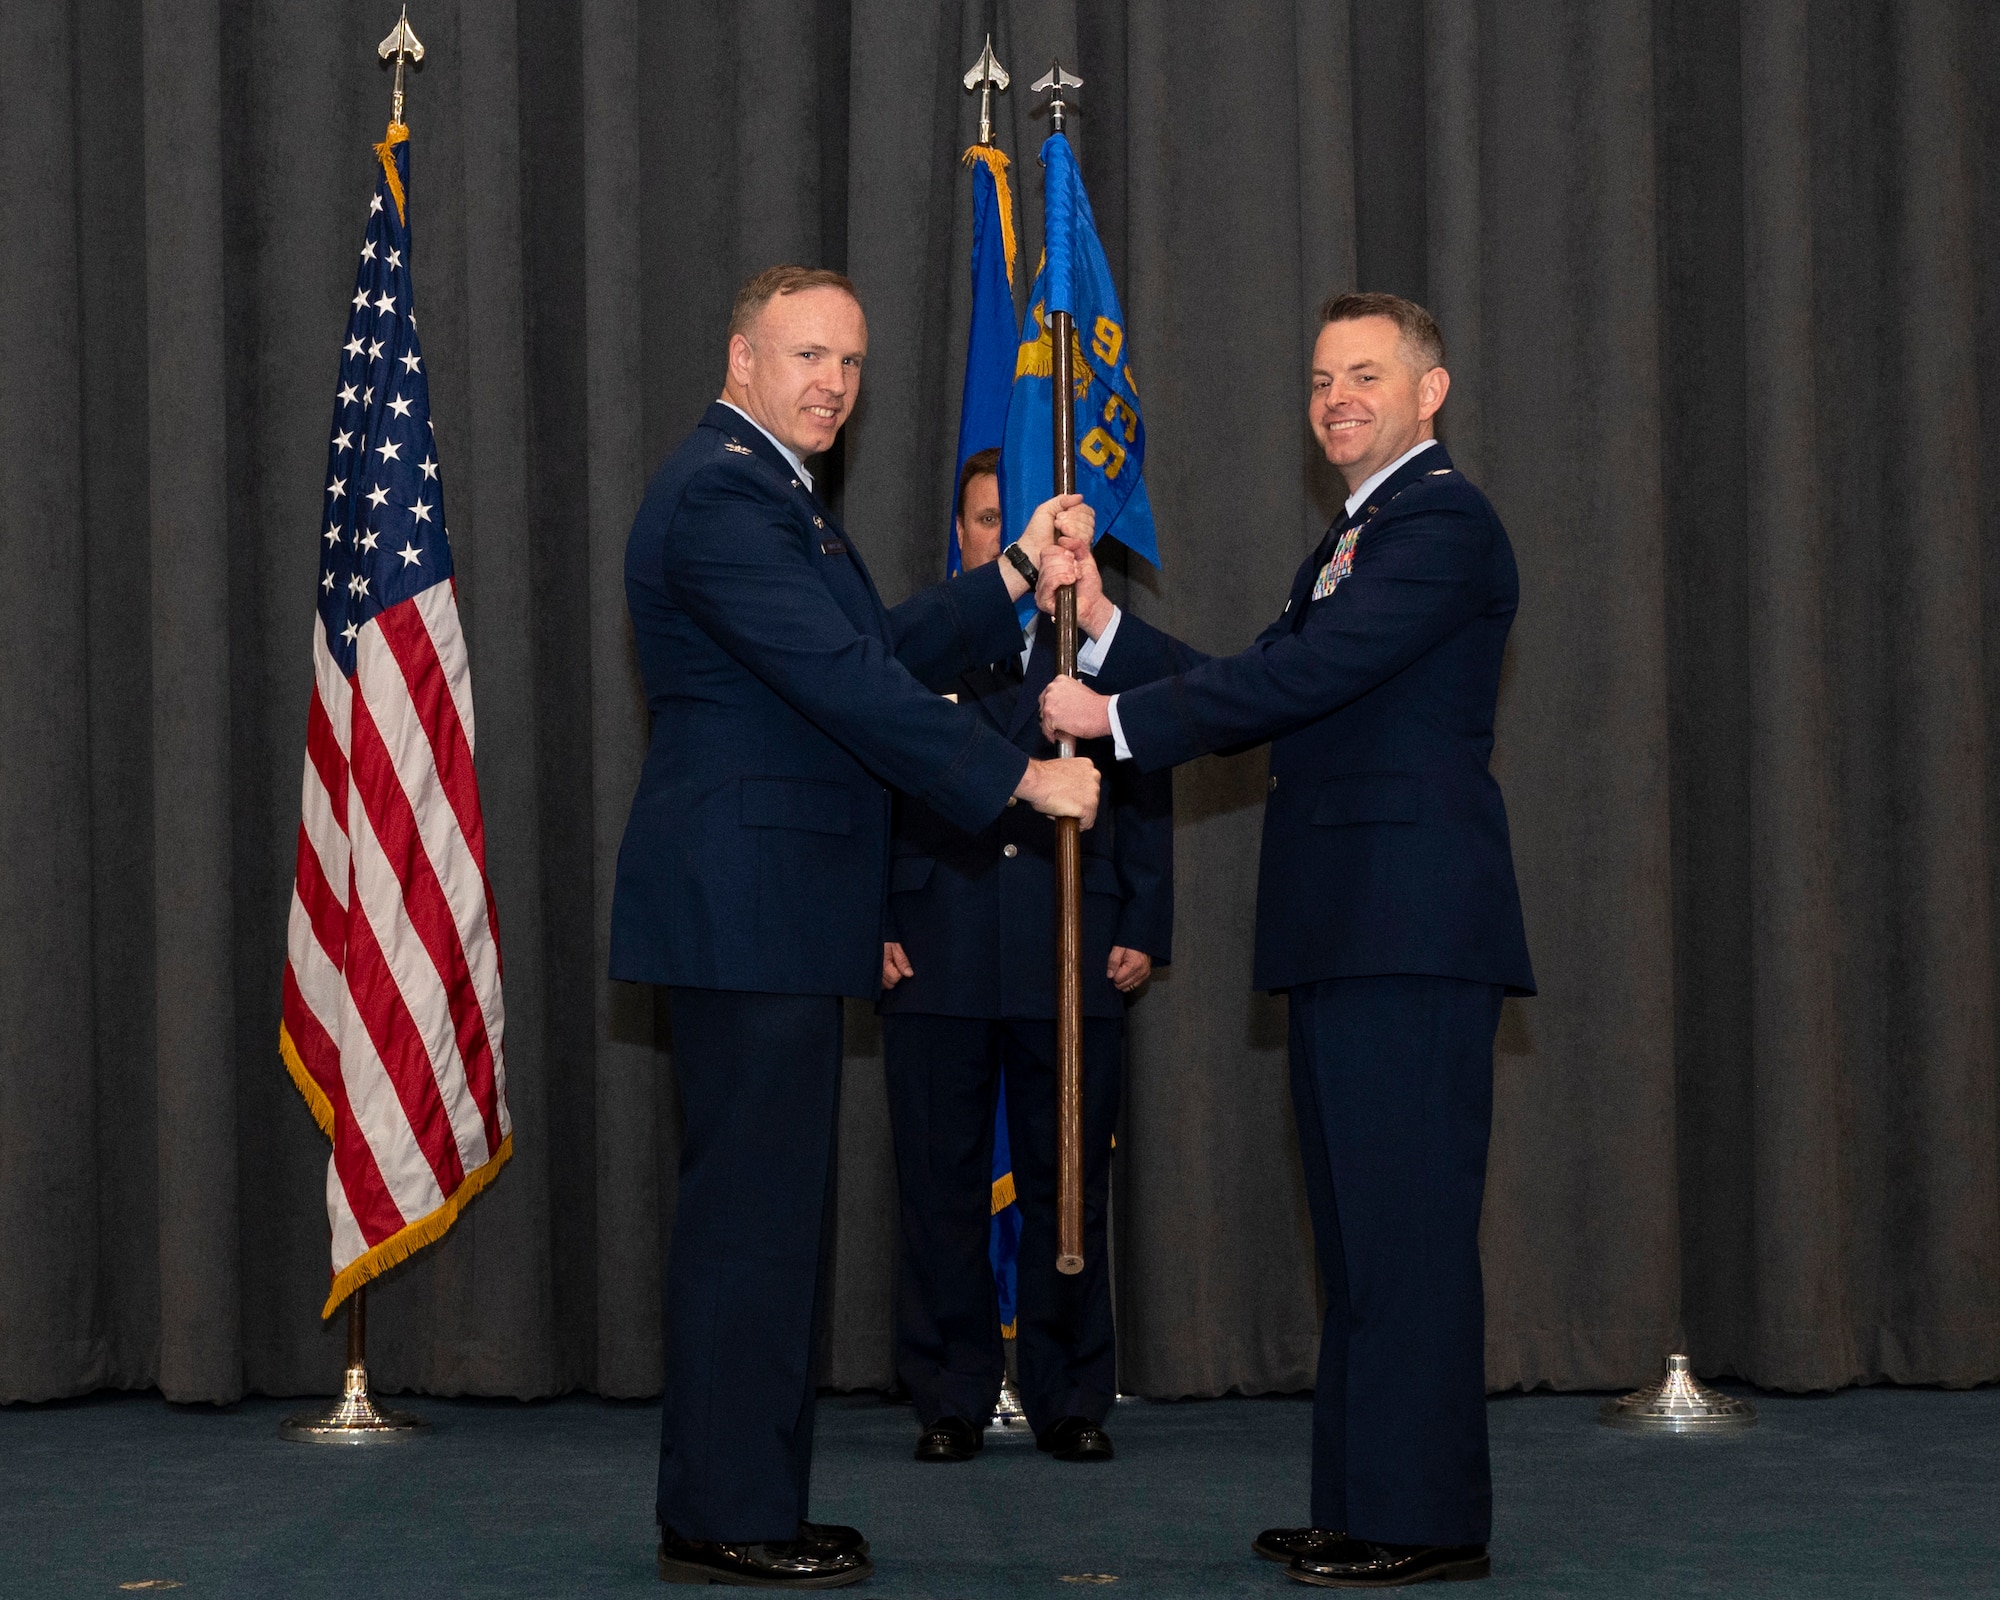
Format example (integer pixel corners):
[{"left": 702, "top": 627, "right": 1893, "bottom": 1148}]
[
  {"left": 1041, "top": 294, "right": 1534, "bottom": 1589},
  {"left": 612, "top": 266, "right": 1101, "bottom": 1589},
  {"left": 878, "top": 449, "right": 1175, "bottom": 1467}
]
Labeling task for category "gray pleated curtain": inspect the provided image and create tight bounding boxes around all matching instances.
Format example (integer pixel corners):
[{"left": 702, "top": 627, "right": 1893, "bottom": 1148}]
[{"left": 2, "top": 0, "right": 1995, "bottom": 1406}]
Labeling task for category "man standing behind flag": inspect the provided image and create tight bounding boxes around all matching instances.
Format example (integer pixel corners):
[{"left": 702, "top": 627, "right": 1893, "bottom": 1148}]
[
  {"left": 611, "top": 266, "right": 1100, "bottom": 1589},
  {"left": 1041, "top": 294, "right": 1534, "bottom": 1588},
  {"left": 881, "top": 445, "right": 1173, "bottom": 1464},
  {"left": 280, "top": 116, "right": 513, "bottom": 1319}
]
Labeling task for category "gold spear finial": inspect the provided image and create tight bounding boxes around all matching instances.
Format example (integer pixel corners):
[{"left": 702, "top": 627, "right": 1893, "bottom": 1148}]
[
  {"left": 377, "top": 6, "right": 425, "bottom": 128},
  {"left": 963, "top": 35, "right": 1010, "bottom": 147}
]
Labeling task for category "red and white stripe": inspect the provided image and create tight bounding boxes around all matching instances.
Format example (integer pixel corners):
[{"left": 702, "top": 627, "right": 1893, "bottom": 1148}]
[{"left": 282, "top": 580, "right": 510, "bottom": 1308}]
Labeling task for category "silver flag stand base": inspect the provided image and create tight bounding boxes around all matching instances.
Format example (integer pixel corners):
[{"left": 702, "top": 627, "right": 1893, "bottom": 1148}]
[
  {"left": 280, "top": 1286, "right": 427, "bottom": 1444},
  {"left": 1599, "top": 1353, "right": 1756, "bottom": 1433},
  {"left": 994, "top": 1375, "right": 1030, "bottom": 1430},
  {"left": 994, "top": 1337, "right": 1030, "bottom": 1429}
]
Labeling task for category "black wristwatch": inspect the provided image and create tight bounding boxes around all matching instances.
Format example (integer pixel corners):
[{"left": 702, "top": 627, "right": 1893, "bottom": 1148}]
[{"left": 1001, "top": 542, "right": 1040, "bottom": 587}]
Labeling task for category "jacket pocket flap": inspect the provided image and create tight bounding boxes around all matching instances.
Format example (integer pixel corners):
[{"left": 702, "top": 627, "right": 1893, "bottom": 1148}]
[
  {"left": 741, "top": 776, "right": 853, "bottom": 835},
  {"left": 888, "top": 855, "right": 935, "bottom": 893},
  {"left": 1312, "top": 773, "right": 1422, "bottom": 826}
]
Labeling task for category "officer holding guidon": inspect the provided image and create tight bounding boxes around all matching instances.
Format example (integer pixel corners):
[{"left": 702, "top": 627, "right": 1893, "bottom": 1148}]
[
  {"left": 612, "top": 265, "right": 1102, "bottom": 1589},
  {"left": 1042, "top": 293, "right": 1535, "bottom": 1590}
]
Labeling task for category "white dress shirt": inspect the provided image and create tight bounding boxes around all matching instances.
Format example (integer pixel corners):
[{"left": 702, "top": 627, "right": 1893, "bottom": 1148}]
[
  {"left": 1102, "top": 436, "right": 1439, "bottom": 760},
  {"left": 1022, "top": 607, "right": 1120, "bottom": 679}
]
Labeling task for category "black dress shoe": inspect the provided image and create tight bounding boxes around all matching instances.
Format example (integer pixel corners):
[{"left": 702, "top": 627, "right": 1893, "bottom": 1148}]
[
  {"left": 657, "top": 1526, "right": 874, "bottom": 1587},
  {"left": 1254, "top": 1527, "right": 1346, "bottom": 1562},
  {"left": 914, "top": 1415, "right": 983, "bottom": 1462},
  {"left": 1288, "top": 1539, "right": 1489, "bottom": 1587},
  {"left": 798, "top": 1522, "right": 869, "bottom": 1557},
  {"left": 1036, "top": 1415, "right": 1115, "bottom": 1462}
]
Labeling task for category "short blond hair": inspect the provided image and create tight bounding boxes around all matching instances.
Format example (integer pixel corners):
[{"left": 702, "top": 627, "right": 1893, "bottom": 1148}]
[{"left": 729, "top": 265, "right": 862, "bottom": 338}]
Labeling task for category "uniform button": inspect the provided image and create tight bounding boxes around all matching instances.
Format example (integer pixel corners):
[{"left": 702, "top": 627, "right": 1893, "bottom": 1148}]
[
  {"left": 791, "top": 479, "right": 801, "bottom": 488},
  {"left": 813, "top": 515, "right": 825, "bottom": 528},
  {"left": 1006, "top": 796, "right": 1018, "bottom": 807},
  {"left": 1002, "top": 843, "right": 1019, "bottom": 859},
  {"left": 1269, "top": 775, "right": 1279, "bottom": 791}
]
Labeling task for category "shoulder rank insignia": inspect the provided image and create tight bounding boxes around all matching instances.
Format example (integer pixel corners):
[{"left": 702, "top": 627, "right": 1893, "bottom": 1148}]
[
  {"left": 1428, "top": 467, "right": 1453, "bottom": 476},
  {"left": 1311, "top": 524, "right": 1360, "bottom": 601},
  {"left": 721, "top": 439, "right": 753, "bottom": 456}
]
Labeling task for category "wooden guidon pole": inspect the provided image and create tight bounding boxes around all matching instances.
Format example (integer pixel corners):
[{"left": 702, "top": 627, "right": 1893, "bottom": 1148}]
[{"left": 1035, "top": 59, "right": 1087, "bottom": 1278}]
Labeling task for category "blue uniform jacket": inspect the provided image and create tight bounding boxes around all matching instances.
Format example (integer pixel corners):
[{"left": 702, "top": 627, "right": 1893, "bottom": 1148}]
[
  {"left": 1112, "top": 445, "right": 1535, "bottom": 996},
  {"left": 879, "top": 619, "right": 1175, "bottom": 1021},
  {"left": 610, "top": 404, "right": 1033, "bottom": 998}
]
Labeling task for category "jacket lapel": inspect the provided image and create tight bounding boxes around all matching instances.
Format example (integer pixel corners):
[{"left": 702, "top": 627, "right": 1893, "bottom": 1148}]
[
  {"left": 1292, "top": 442, "right": 1457, "bottom": 631},
  {"left": 1009, "top": 624, "right": 1059, "bottom": 743},
  {"left": 701, "top": 404, "right": 893, "bottom": 645}
]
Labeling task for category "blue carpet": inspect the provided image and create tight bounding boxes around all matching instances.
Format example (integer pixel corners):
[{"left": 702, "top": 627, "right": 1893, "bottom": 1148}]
[{"left": 4, "top": 1387, "right": 1996, "bottom": 1597}]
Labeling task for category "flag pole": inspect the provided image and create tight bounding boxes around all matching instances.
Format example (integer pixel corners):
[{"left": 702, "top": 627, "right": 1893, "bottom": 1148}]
[
  {"left": 280, "top": 9, "right": 432, "bottom": 1445},
  {"left": 962, "top": 38, "right": 1032, "bottom": 1429},
  {"left": 1032, "top": 59, "right": 1087, "bottom": 1278}
]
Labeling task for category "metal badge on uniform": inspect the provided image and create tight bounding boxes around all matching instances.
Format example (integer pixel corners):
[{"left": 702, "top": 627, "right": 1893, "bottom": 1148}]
[
  {"left": 722, "top": 439, "right": 753, "bottom": 456},
  {"left": 819, "top": 536, "right": 847, "bottom": 556},
  {"left": 1311, "top": 525, "right": 1360, "bottom": 601}
]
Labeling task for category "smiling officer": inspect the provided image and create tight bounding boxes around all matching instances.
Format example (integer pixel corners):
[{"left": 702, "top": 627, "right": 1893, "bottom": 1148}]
[
  {"left": 612, "top": 265, "right": 1101, "bottom": 1589},
  {"left": 1041, "top": 293, "right": 1535, "bottom": 1589}
]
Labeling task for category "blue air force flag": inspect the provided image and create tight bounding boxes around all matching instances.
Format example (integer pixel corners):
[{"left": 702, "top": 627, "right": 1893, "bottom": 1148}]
[
  {"left": 950, "top": 146, "right": 1023, "bottom": 579},
  {"left": 953, "top": 144, "right": 1028, "bottom": 1334},
  {"left": 1000, "top": 132, "right": 1159, "bottom": 567}
]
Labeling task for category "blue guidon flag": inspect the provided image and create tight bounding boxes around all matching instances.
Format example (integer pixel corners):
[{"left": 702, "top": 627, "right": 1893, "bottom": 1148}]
[
  {"left": 280, "top": 121, "right": 512, "bottom": 1318},
  {"left": 1000, "top": 130, "right": 1159, "bottom": 568}
]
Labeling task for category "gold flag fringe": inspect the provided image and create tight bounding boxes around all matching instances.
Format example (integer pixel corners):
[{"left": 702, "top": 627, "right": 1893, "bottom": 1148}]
[
  {"left": 962, "top": 144, "right": 1017, "bottom": 287},
  {"left": 990, "top": 1170, "right": 1017, "bottom": 1215},
  {"left": 374, "top": 121, "right": 410, "bottom": 222},
  {"left": 279, "top": 1023, "right": 336, "bottom": 1139},
  {"left": 322, "top": 1134, "right": 514, "bottom": 1319},
  {"left": 286, "top": 1019, "right": 513, "bottom": 1319}
]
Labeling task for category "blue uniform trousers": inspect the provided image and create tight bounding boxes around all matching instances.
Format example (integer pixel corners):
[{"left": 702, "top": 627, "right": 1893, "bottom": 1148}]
[
  {"left": 656, "top": 988, "right": 843, "bottom": 1542},
  {"left": 1288, "top": 974, "right": 1502, "bottom": 1546},
  {"left": 882, "top": 1013, "right": 1122, "bottom": 1436}
]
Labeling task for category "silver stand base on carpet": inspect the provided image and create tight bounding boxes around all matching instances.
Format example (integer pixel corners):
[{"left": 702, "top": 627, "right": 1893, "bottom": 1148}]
[
  {"left": 279, "top": 1362, "right": 427, "bottom": 1443},
  {"left": 279, "top": 1285, "right": 425, "bottom": 1443},
  {"left": 1599, "top": 1353, "right": 1756, "bottom": 1433},
  {"left": 994, "top": 1374, "right": 1029, "bottom": 1429}
]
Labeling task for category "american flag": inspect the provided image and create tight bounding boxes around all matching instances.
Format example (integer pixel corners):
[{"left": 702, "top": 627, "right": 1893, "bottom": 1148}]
[{"left": 280, "top": 124, "right": 511, "bottom": 1318}]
